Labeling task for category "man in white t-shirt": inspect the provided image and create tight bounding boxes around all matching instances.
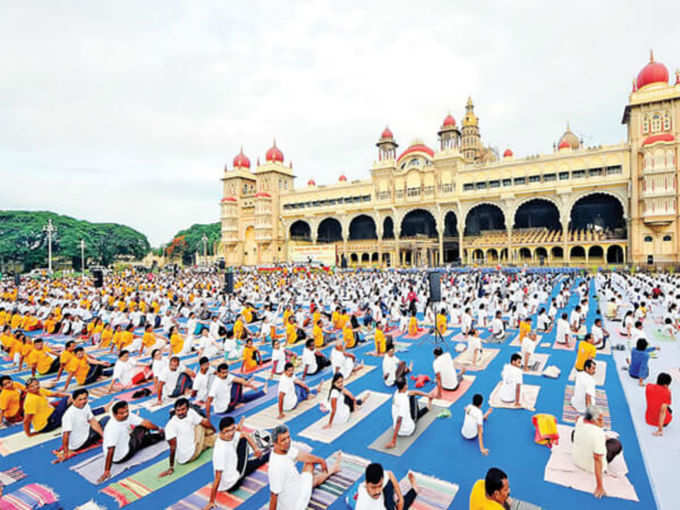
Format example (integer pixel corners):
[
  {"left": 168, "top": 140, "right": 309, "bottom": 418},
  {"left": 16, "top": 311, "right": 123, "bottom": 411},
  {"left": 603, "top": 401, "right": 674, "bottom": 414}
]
[
  {"left": 591, "top": 318, "right": 609, "bottom": 351},
  {"left": 156, "top": 355, "right": 196, "bottom": 404},
  {"left": 204, "top": 416, "right": 268, "bottom": 509},
  {"left": 300, "top": 339, "right": 331, "bottom": 380},
  {"left": 498, "top": 354, "right": 524, "bottom": 407},
  {"left": 555, "top": 313, "right": 572, "bottom": 346},
  {"left": 432, "top": 347, "right": 464, "bottom": 396},
  {"left": 268, "top": 425, "right": 340, "bottom": 510},
  {"left": 107, "top": 350, "right": 148, "bottom": 393},
  {"left": 205, "top": 363, "right": 265, "bottom": 421},
  {"left": 489, "top": 311, "right": 506, "bottom": 343},
  {"left": 572, "top": 406, "right": 623, "bottom": 499},
  {"left": 460, "top": 393, "right": 492, "bottom": 455},
  {"left": 520, "top": 331, "right": 538, "bottom": 372},
  {"left": 385, "top": 378, "right": 433, "bottom": 449},
  {"left": 159, "top": 398, "right": 215, "bottom": 477},
  {"left": 57, "top": 388, "right": 108, "bottom": 462},
  {"left": 382, "top": 343, "right": 411, "bottom": 387},
  {"left": 97, "top": 401, "right": 164, "bottom": 483},
  {"left": 330, "top": 341, "right": 363, "bottom": 379},
  {"left": 191, "top": 357, "right": 215, "bottom": 403},
  {"left": 277, "top": 362, "right": 315, "bottom": 419},
  {"left": 571, "top": 359, "right": 597, "bottom": 414},
  {"left": 355, "top": 463, "right": 419, "bottom": 510}
]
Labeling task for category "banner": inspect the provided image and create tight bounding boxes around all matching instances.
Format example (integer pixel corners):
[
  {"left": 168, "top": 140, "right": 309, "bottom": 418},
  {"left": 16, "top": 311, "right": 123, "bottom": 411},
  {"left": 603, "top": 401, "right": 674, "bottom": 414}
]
[{"left": 288, "top": 243, "right": 336, "bottom": 265}]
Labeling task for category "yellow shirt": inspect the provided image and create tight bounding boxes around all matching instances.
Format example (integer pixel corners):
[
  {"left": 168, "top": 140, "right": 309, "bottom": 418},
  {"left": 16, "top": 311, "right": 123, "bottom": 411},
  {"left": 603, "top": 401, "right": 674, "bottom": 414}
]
[
  {"left": 519, "top": 321, "right": 531, "bottom": 341},
  {"left": 338, "top": 314, "right": 350, "bottom": 330},
  {"left": 286, "top": 323, "right": 297, "bottom": 345},
  {"left": 10, "top": 314, "right": 22, "bottom": 330},
  {"left": 44, "top": 318, "right": 56, "bottom": 334},
  {"left": 574, "top": 341, "right": 597, "bottom": 371},
  {"left": 101, "top": 328, "right": 113, "bottom": 347},
  {"left": 343, "top": 326, "right": 355, "bottom": 348},
  {"left": 170, "top": 333, "right": 184, "bottom": 355},
  {"left": 142, "top": 331, "right": 156, "bottom": 348},
  {"left": 59, "top": 350, "right": 75, "bottom": 367},
  {"left": 27, "top": 348, "right": 54, "bottom": 374},
  {"left": 23, "top": 389, "right": 55, "bottom": 432},
  {"left": 66, "top": 357, "right": 90, "bottom": 385},
  {"left": 331, "top": 311, "right": 340, "bottom": 329},
  {"left": 469, "top": 479, "right": 504, "bottom": 510},
  {"left": 436, "top": 314, "right": 447, "bottom": 335},
  {"left": 0, "top": 382, "right": 25, "bottom": 418},
  {"left": 243, "top": 307, "right": 253, "bottom": 323},
  {"left": 408, "top": 317, "right": 418, "bottom": 336},
  {"left": 1, "top": 332, "right": 15, "bottom": 349},
  {"left": 234, "top": 319, "right": 245, "bottom": 340},
  {"left": 119, "top": 331, "right": 134, "bottom": 349},
  {"left": 374, "top": 328, "right": 386, "bottom": 354},
  {"left": 243, "top": 346, "right": 257, "bottom": 371},
  {"left": 313, "top": 325, "right": 324, "bottom": 347}
]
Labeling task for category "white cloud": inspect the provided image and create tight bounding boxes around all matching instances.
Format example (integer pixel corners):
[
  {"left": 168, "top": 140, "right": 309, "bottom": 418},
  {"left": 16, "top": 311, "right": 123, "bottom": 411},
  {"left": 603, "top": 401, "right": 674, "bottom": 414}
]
[{"left": 1, "top": 1, "right": 679, "bottom": 244}]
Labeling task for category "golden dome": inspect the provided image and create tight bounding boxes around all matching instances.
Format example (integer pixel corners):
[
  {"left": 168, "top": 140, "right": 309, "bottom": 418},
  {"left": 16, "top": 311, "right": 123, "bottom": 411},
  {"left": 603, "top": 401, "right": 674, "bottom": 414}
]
[
  {"left": 558, "top": 123, "right": 580, "bottom": 150},
  {"left": 463, "top": 112, "right": 478, "bottom": 127}
]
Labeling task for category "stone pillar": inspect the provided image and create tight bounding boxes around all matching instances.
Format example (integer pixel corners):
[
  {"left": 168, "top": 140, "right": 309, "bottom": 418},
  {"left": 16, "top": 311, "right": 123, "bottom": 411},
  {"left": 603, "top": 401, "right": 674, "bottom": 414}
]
[
  {"left": 458, "top": 225, "right": 464, "bottom": 265},
  {"left": 438, "top": 232, "right": 444, "bottom": 267},
  {"left": 561, "top": 217, "right": 569, "bottom": 266},
  {"left": 507, "top": 227, "right": 512, "bottom": 264},
  {"left": 395, "top": 237, "right": 400, "bottom": 268}
]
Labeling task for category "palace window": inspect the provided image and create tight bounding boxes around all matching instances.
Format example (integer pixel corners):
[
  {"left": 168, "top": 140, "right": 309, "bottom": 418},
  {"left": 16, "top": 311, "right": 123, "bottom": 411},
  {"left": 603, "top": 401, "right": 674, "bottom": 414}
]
[
  {"left": 544, "top": 173, "right": 556, "bottom": 182},
  {"left": 606, "top": 165, "right": 622, "bottom": 175},
  {"left": 502, "top": 178, "right": 512, "bottom": 187},
  {"left": 559, "top": 171, "right": 569, "bottom": 180},
  {"left": 664, "top": 235, "right": 672, "bottom": 242},
  {"left": 664, "top": 112, "right": 671, "bottom": 131},
  {"left": 476, "top": 182, "right": 487, "bottom": 190},
  {"left": 463, "top": 183, "right": 474, "bottom": 191},
  {"left": 644, "top": 235, "right": 653, "bottom": 242},
  {"left": 528, "top": 175, "right": 541, "bottom": 183},
  {"left": 489, "top": 180, "right": 501, "bottom": 188},
  {"left": 589, "top": 168, "right": 603, "bottom": 177},
  {"left": 513, "top": 177, "right": 526, "bottom": 185},
  {"left": 652, "top": 114, "right": 661, "bottom": 133},
  {"left": 642, "top": 115, "right": 649, "bottom": 134},
  {"left": 572, "top": 170, "right": 586, "bottom": 179}
]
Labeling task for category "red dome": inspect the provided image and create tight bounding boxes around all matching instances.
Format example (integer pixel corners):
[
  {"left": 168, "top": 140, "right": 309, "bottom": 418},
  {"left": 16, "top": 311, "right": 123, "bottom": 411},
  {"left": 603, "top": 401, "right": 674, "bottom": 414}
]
[
  {"left": 265, "top": 140, "right": 284, "bottom": 163},
  {"left": 307, "top": 179, "right": 316, "bottom": 186},
  {"left": 503, "top": 148, "right": 513, "bottom": 157},
  {"left": 221, "top": 196, "right": 237, "bottom": 202},
  {"left": 397, "top": 143, "right": 435, "bottom": 162},
  {"left": 254, "top": 192, "right": 271, "bottom": 198},
  {"left": 558, "top": 139, "right": 571, "bottom": 150},
  {"left": 442, "top": 114, "right": 456, "bottom": 127},
  {"left": 642, "top": 133, "right": 675, "bottom": 146},
  {"left": 232, "top": 147, "right": 250, "bottom": 169},
  {"left": 339, "top": 175, "right": 347, "bottom": 182},
  {"left": 637, "top": 52, "right": 669, "bottom": 90},
  {"left": 381, "top": 126, "right": 393, "bottom": 139}
]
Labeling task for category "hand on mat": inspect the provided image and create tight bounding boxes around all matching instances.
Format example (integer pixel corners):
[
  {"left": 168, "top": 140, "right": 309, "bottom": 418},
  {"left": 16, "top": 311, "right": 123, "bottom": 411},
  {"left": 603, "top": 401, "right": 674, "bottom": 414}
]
[
  {"left": 594, "top": 485, "right": 606, "bottom": 499},
  {"left": 385, "top": 439, "right": 396, "bottom": 449},
  {"left": 653, "top": 428, "right": 663, "bottom": 436},
  {"left": 158, "top": 467, "right": 174, "bottom": 478},
  {"left": 202, "top": 503, "right": 215, "bottom": 510},
  {"left": 481, "top": 447, "right": 489, "bottom": 456},
  {"left": 97, "top": 470, "right": 111, "bottom": 484}
]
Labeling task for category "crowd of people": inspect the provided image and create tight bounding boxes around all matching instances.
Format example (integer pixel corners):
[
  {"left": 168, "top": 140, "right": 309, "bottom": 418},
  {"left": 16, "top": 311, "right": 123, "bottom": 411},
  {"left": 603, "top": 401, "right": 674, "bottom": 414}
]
[{"left": 0, "top": 265, "right": 675, "bottom": 508}]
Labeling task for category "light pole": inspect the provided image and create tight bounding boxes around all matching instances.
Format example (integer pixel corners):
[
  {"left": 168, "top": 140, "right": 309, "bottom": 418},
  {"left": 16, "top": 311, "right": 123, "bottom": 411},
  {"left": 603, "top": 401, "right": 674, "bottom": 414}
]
[
  {"left": 201, "top": 234, "right": 208, "bottom": 265},
  {"left": 79, "top": 239, "right": 85, "bottom": 273},
  {"left": 43, "top": 218, "right": 56, "bottom": 273}
]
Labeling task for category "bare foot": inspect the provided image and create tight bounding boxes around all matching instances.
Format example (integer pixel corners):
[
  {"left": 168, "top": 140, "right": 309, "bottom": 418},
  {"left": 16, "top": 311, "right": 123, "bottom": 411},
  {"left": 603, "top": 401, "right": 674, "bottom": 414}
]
[
  {"left": 407, "top": 471, "right": 419, "bottom": 493},
  {"left": 330, "top": 451, "right": 342, "bottom": 474}
]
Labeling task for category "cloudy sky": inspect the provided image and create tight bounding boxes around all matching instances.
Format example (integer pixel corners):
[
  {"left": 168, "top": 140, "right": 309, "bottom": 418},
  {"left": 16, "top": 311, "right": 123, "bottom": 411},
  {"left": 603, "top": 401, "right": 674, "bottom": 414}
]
[{"left": 1, "top": 1, "right": 679, "bottom": 245}]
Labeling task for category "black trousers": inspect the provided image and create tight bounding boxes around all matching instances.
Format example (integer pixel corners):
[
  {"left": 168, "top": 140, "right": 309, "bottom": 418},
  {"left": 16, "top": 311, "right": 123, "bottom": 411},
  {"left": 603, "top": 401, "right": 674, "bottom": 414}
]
[
  {"left": 226, "top": 437, "right": 271, "bottom": 491},
  {"left": 73, "top": 416, "right": 110, "bottom": 451},
  {"left": 116, "top": 426, "right": 165, "bottom": 463},
  {"left": 383, "top": 479, "right": 416, "bottom": 510},
  {"left": 408, "top": 395, "right": 428, "bottom": 422}
]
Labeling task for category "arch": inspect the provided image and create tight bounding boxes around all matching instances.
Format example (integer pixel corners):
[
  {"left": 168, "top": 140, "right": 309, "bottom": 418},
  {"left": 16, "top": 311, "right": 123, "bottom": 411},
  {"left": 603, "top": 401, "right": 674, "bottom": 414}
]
[
  {"left": 551, "top": 246, "right": 564, "bottom": 259},
  {"left": 588, "top": 245, "right": 604, "bottom": 259},
  {"left": 350, "top": 253, "right": 358, "bottom": 263},
  {"left": 443, "top": 211, "right": 459, "bottom": 237},
  {"left": 317, "top": 217, "right": 343, "bottom": 243},
  {"left": 487, "top": 248, "right": 499, "bottom": 262},
  {"left": 535, "top": 247, "right": 548, "bottom": 260},
  {"left": 464, "top": 203, "right": 506, "bottom": 236},
  {"left": 400, "top": 209, "right": 438, "bottom": 238},
  {"left": 519, "top": 247, "right": 532, "bottom": 261},
  {"left": 607, "top": 245, "right": 624, "bottom": 263},
  {"left": 361, "top": 253, "right": 370, "bottom": 263},
  {"left": 244, "top": 226, "right": 256, "bottom": 265},
  {"left": 473, "top": 249, "right": 484, "bottom": 262},
  {"left": 569, "top": 191, "right": 627, "bottom": 231},
  {"left": 500, "top": 248, "right": 508, "bottom": 261},
  {"left": 349, "top": 214, "right": 377, "bottom": 240},
  {"left": 382, "top": 217, "right": 395, "bottom": 239},
  {"left": 513, "top": 198, "right": 561, "bottom": 230},
  {"left": 570, "top": 246, "right": 585, "bottom": 259},
  {"left": 289, "top": 220, "right": 311, "bottom": 241},
  {"left": 371, "top": 252, "right": 379, "bottom": 262}
]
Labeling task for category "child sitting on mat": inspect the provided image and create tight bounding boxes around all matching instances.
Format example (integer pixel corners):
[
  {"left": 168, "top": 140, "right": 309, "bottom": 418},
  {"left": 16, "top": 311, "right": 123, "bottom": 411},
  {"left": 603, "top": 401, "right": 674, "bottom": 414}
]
[
  {"left": 385, "top": 377, "right": 432, "bottom": 449},
  {"left": 461, "top": 393, "right": 492, "bottom": 456}
]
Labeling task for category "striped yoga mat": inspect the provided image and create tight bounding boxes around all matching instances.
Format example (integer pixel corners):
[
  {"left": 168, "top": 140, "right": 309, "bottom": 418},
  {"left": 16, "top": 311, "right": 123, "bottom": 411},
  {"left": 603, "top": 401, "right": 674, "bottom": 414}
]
[
  {"left": 398, "top": 471, "right": 459, "bottom": 510},
  {"left": 0, "top": 483, "right": 60, "bottom": 510},
  {"left": 562, "top": 385, "right": 611, "bottom": 429},
  {"left": 0, "top": 466, "right": 27, "bottom": 487}
]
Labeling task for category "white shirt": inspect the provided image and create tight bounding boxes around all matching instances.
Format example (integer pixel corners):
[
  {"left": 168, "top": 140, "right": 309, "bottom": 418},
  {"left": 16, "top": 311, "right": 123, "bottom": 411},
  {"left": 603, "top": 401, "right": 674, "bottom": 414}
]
[
  {"left": 382, "top": 354, "right": 399, "bottom": 386},
  {"left": 461, "top": 404, "right": 483, "bottom": 439},
  {"left": 159, "top": 364, "right": 186, "bottom": 399},
  {"left": 278, "top": 374, "right": 298, "bottom": 411},
  {"left": 499, "top": 364, "right": 522, "bottom": 402},
  {"left": 103, "top": 413, "right": 144, "bottom": 462},
  {"left": 164, "top": 408, "right": 203, "bottom": 464},
  {"left": 193, "top": 368, "right": 215, "bottom": 402},
  {"left": 272, "top": 347, "right": 286, "bottom": 374},
  {"left": 571, "top": 371, "right": 596, "bottom": 414},
  {"left": 391, "top": 391, "right": 415, "bottom": 436},
  {"left": 491, "top": 318, "right": 504, "bottom": 336},
  {"left": 269, "top": 445, "right": 309, "bottom": 510},
  {"left": 301, "top": 347, "right": 317, "bottom": 374},
  {"left": 112, "top": 359, "right": 136, "bottom": 387},
  {"left": 572, "top": 417, "right": 607, "bottom": 473},
  {"left": 355, "top": 478, "right": 388, "bottom": 510},
  {"left": 213, "top": 433, "right": 241, "bottom": 491},
  {"left": 62, "top": 404, "right": 95, "bottom": 450},
  {"left": 209, "top": 375, "right": 235, "bottom": 414},
  {"left": 329, "top": 388, "right": 350, "bottom": 424},
  {"left": 556, "top": 318, "right": 570, "bottom": 344},
  {"left": 433, "top": 352, "right": 458, "bottom": 390}
]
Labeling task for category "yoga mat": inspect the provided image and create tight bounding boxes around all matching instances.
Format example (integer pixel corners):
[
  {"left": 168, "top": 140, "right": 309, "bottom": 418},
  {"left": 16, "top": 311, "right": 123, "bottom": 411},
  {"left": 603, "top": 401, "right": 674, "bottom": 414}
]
[
  {"left": 552, "top": 340, "right": 576, "bottom": 351},
  {"left": 298, "top": 390, "right": 390, "bottom": 443},
  {"left": 51, "top": 440, "right": 102, "bottom": 464},
  {"left": 244, "top": 365, "right": 375, "bottom": 429},
  {"left": 568, "top": 362, "right": 607, "bottom": 386},
  {"left": 544, "top": 424, "right": 638, "bottom": 501},
  {"left": 366, "top": 341, "right": 410, "bottom": 357},
  {"left": 0, "top": 427, "right": 62, "bottom": 456},
  {"left": 231, "top": 360, "right": 273, "bottom": 376},
  {"left": 398, "top": 471, "right": 459, "bottom": 510},
  {"left": 71, "top": 440, "right": 168, "bottom": 484},
  {"left": 509, "top": 500, "right": 543, "bottom": 510},
  {"left": 101, "top": 446, "right": 213, "bottom": 506},
  {"left": 513, "top": 352, "right": 550, "bottom": 376},
  {"left": 488, "top": 382, "right": 540, "bottom": 411},
  {"left": 368, "top": 405, "right": 443, "bottom": 456},
  {"left": 0, "top": 483, "right": 60, "bottom": 509},
  {"left": 168, "top": 442, "right": 311, "bottom": 510},
  {"left": 509, "top": 335, "right": 542, "bottom": 347},
  {"left": 400, "top": 330, "right": 428, "bottom": 341},
  {"left": 421, "top": 375, "right": 475, "bottom": 408},
  {"left": 562, "top": 385, "right": 611, "bottom": 429},
  {"left": 482, "top": 332, "right": 512, "bottom": 344},
  {"left": 453, "top": 348, "right": 499, "bottom": 371},
  {"left": 0, "top": 466, "right": 27, "bottom": 486}
]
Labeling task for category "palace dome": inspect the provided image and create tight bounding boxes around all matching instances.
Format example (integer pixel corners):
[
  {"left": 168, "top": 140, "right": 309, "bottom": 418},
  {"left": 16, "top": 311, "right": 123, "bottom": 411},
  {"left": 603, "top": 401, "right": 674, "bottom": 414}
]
[
  {"left": 637, "top": 51, "right": 669, "bottom": 90},
  {"left": 442, "top": 114, "right": 456, "bottom": 127},
  {"left": 381, "top": 126, "right": 394, "bottom": 139},
  {"left": 265, "top": 140, "right": 284, "bottom": 163},
  {"left": 503, "top": 148, "right": 513, "bottom": 158},
  {"left": 232, "top": 147, "right": 250, "bottom": 169}
]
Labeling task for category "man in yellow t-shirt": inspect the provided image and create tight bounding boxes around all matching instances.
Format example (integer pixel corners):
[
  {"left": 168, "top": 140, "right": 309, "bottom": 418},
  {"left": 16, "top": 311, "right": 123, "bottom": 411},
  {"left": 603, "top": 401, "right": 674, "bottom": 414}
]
[
  {"left": 22, "top": 377, "right": 71, "bottom": 436},
  {"left": 436, "top": 309, "right": 448, "bottom": 336},
  {"left": 26, "top": 339, "right": 60, "bottom": 376},
  {"left": 285, "top": 317, "right": 298, "bottom": 346},
  {"left": 56, "top": 340, "right": 77, "bottom": 381},
  {"left": 574, "top": 333, "right": 597, "bottom": 371},
  {"left": 374, "top": 322, "right": 387, "bottom": 354},
  {"left": 469, "top": 468, "right": 511, "bottom": 510},
  {"left": 63, "top": 347, "right": 113, "bottom": 391},
  {"left": 0, "top": 375, "right": 25, "bottom": 424}
]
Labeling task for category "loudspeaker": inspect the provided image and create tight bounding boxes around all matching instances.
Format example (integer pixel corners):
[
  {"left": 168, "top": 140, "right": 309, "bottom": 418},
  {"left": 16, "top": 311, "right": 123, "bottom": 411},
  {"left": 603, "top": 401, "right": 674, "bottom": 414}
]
[
  {"left": 14, "top": 274, "right": 20, "bottom": 286},
  {"left": 428, "top": 271, "right": 442, "bottom": 302},
  {"left": 225, "top": 271, "right": 234, "bottom": 294},
  {"left": 92, "top": 269, "right": 103, "bottom": 288},
  {"left": 647, "top": 255, "right": 654, "bottom": 265}
]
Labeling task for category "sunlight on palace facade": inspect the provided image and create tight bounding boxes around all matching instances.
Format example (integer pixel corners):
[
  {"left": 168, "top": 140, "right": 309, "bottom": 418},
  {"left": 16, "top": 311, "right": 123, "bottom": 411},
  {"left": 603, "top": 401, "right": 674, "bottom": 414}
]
[{"left": 220, "top": 52, "right": 680, "bottom": 268}]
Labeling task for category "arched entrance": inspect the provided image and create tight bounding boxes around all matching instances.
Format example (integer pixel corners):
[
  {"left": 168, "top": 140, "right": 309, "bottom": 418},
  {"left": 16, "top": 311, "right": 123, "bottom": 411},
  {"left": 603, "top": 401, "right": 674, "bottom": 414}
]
[
  {"left": 317, "top": 218, "right": 343, "bottom": 243},
  {"left": 551, "top": 246, "right": 564, "bottom": 261},
  {"left": 570, "top": 193, "right": 625, "bottom": 234},
  {"left": 535, "top": 247, "right": 548, "bottom": 264},
  {"left": 400, "top": 209, "right": 438, "bottom": 238},
  {"left": 514, "top": 199, "right": 561, "bottom": 230},
  {"left": 382, "top": 217, "right": 394, "bottom": 239},
  {"left": 607, "top": 245, "right": 624, "bottom": 263},
  {"left": 588, "top": 245, "right": 604, "bottom": 262},
  {"left": 443, "top": 211, "right": 460, "bottom": 262},
  {"left": 244, "top": 226, "right": 256, "bottom": 265},
  {"left": 289, "top": 220, "right": 311, "bottom": 241},
  {"left": 519, "top": 247, "right": 532, "bottom": 262},
  {"left": 349, "top": 215, "right": 377, "bottom": 240},
  {"left": 570, "top": 246, "right": 585, "bottom": 261},
  {"left": 465, "top": 204, "right": 505, "bottom": 235}
]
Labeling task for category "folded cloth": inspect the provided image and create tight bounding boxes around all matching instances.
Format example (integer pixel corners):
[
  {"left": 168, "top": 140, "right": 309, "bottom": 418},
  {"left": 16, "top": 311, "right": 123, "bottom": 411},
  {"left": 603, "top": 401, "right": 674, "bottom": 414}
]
[{"left": 542, "top": 366, "right": 561, "bottom": 378}]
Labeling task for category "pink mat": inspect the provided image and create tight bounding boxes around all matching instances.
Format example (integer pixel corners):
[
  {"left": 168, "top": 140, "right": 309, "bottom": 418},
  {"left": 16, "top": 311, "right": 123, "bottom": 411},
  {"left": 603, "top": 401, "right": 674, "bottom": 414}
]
[
  {"left": 232, "top": 360, "right": 273, "bottom": 376},
  {"left": 401, "top": 330, "right": 428, "bottom": 340},
  {"left": 424, "top": 375, "right": 475, "bottom": 408},
  {"left": 553, "top": 340, "right": 576, "bottom": 351}
]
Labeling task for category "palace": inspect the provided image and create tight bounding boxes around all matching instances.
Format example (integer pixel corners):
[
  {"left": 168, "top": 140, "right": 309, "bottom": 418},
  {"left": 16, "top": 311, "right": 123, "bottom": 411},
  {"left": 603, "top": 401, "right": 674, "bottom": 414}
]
[{"left": 220, "top": 52, "right": 680, "bottom": 268}]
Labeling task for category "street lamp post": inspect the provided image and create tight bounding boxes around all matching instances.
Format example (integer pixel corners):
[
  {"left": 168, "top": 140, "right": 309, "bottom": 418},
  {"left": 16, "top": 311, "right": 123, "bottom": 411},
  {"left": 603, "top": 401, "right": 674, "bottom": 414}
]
[
  {"left": 80, "top": 239, "right": 85, "bottom": 273},
  {"left": 43, "top": 219, "right": 56, "bottom": 273},
  {"left": 201, "top": 235, "right": 208, "bottom": 265}
]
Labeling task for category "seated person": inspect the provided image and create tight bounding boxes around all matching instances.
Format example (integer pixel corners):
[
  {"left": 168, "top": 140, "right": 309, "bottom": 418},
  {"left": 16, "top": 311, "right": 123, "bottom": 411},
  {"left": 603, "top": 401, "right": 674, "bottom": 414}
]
[
  {"left": 55, "top": 340, "right": 77, "bottom": 382},
  {"left": 277, "top": 362, "right": 315, "bottom": 419},
  {"left": 342, "top": 318, "right": 363, "bottom": 349},
  {"left": 56, "top": 388, "right": 109, "bottom": 462},
  {"left": 323, "top": 373, "right": 364, "bottom": 429},
  {"left": 489, "top": 312, "right": 506, "bottom": 342},
  {"left": 0, "top": 375, "right": 25, "bottom": 425},
  {"left": 26, "top": 338, "right": 61, "bottom": 377},
  {"left": 205, "top": 363, "right": 266, "bottom": 420},
  {"left": 159, "top": 398, "right": 216, "bottom": 477},
  {"left": 591, "top": 318, "right": 609, "bottom": 351},
  {"left": 407, "top": 312, "right": 420, "bottom": 336},
  {"left": 107, "top": 350, "right": 150, "bottom": 393},
  {"left": 382, "top": 343, "right": 411, "bottom": 387},
  {"left": 355, "top": 462, "right": 419, "bottom": 510},
  {"left": 555, "top": 313, "right": 572, "bottom": 346},
  {"left": 22, "top": 377, "right": 72, "bottom": 436},
  {"left": 97, "top": 401, "right": 164, "bottom": 483},
  {"left": 498, "top": 354, "right": 524, "bottom": 407},
  {"left": 63, "top": 347, "right": 113, "bottom": 391},
  {"left": 574, "top": 334, "right": 597, "bottom": 372},
  {"left": 385, "top": 377, "right": 432, "bottom": 449},
  {"left": 645, "top": 372, "right": 672, "bottom": 436},
  {"left": 461, "top": 394, "right": 492, "bottom": 456},
  {"left": 192, "top": 357, "right": 216, "bottom": 404},
  {"left": 436, "top": 309, "right": 448, "bottom": 336},
  {"left": 469, "top": 467, "right": 511, "bottom": 510},
  {"left": 520, "top": 331, "right": 538, "bottom": 372},
  {"left": 312, "top": 319, "right": 333, "bottom": 348},
  {"left": 157, "top": 356, "right": 196, "bottom": 403},
  {"left": 241, "top": 338, "right": 269, "bottom": 373},
  {"left": 204, "top": 416, "right": 270, "bottom": 508},
  {"left": 571, "top": 359, "right": 597, "bottom": 414},
  {"left": 373, "top": 322, "right": 389, "bottom": 355},
  {"left": 330, "top": 341, "right": 363, "bottom": 379},
  {"left": 433, "top": 346, "right": 465, "bottom": 396},
  {"left": 536, "top": 308, "right": 551, "bottom": 332},
  {"left": 572, "top": 405, "right": 623, "bottom": 499},
  {"left": 301, "top": 339, "right": 331, "bottom": 380},
  {"left": 270, "top": 339, "right": 297, "bottom": 378},
  {"left": 627, "top": 338, "right": 659, "bottom": 386}
]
